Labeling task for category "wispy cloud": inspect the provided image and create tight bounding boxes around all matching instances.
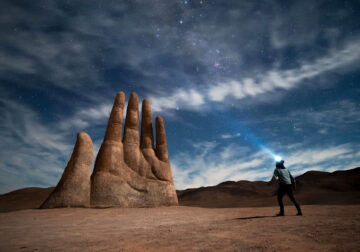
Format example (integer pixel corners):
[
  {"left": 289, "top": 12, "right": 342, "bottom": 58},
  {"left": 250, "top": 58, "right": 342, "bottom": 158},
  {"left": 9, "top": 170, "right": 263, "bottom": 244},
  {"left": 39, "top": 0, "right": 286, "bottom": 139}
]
[
  {"left": 172, "top": 140, "right": 360, "bottom": 190},
  {"left": 59, "top": 103, "right": 113, "bottom": 131},
  {"left": 61, "top": 35, "right": 360, "bottom": 121},
  {"left": 245, "top": 99, "right": 360, "bottom": 136},
  {"left": 58, "top": 87, "right": 206, "bottom": 132},
  {"left": 290, "top": 100, "right": 360, "bottom": 129},
  {"left": 0, "top": 98, "right": 74, "bottom": 193},
  {"left": 1, "top": 0, "right": 358, "bottom": 109},
  {"left": 149, "top": 89, "right": 205, "bottom": 113},
  {"left": 208, "top": 39, "right": 360, "bottom": 102},
  {"left": 284, "top": 144, "right": 360, "bottom": 175},
  {"left": 220, "top": 133, "right": 241, "bottom": 139},
  {"left": 172, "top": 141, "right": 270, "bottom": 189}
]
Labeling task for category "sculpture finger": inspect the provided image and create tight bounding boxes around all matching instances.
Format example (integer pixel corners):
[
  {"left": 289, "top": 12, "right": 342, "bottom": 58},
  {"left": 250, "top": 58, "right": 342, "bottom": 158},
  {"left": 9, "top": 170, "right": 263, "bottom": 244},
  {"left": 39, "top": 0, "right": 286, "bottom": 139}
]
[
  {"left": 41, "top": 132, "right": 93, "bottom": 208},
  {"left": 140, "top": 99, "right": 154, "bottom": 149},
  {"left": 155, "top": 116, "right": 169, "bottom": 162},
  {"left": 123, "top": 92, "right": 140, "bottom": 145},
  {"left": 104, "top": 92, "right": 125, "bottom": 142}
]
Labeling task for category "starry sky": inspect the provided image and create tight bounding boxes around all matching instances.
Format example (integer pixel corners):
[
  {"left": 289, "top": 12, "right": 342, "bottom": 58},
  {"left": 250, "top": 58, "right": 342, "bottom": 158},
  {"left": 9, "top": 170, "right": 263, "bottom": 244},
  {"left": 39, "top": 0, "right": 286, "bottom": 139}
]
[{"left": 1, "top": 0, "right": 360, "bottom": 193}]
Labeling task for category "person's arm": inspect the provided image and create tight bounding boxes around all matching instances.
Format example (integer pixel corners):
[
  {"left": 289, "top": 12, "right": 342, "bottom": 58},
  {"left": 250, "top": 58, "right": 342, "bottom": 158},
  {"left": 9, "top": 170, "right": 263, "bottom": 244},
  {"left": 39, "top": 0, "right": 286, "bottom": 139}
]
[
  {"left": 288, "top": 170, "right": 296, "bottom": 189},
  {"left": 289, "top": 171, "right": 294, "bottom": 179},
  {"left": 272, "top": 169, "right": 279, "bottom": 180}
]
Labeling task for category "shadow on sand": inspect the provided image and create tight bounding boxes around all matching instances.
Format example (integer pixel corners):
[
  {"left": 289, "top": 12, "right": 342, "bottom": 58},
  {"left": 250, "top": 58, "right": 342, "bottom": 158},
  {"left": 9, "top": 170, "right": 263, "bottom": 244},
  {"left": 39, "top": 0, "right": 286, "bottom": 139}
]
[{"left": 234, "top": 215, "right": 278, "bottom": 220}]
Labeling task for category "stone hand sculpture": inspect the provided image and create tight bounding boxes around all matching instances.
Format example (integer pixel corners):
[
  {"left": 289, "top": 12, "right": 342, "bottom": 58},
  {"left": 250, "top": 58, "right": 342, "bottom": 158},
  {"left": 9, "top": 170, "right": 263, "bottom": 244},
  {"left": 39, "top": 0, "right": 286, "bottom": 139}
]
[
  {"left": 91, "top": 92, "right": 178, "bottom": 207},
  {"left": 40, "top": 91, "right": 178, "bottom": 209},
  {"left": 40, "top": 132, "right": 93, "bottom": 208}
]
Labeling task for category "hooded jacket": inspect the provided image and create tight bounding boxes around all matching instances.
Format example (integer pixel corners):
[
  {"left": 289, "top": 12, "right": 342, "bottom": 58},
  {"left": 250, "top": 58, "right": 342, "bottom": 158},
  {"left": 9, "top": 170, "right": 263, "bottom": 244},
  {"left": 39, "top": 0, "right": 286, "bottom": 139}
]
[{"left": 273, "top": 161, "right": 293, "bottom": 185}]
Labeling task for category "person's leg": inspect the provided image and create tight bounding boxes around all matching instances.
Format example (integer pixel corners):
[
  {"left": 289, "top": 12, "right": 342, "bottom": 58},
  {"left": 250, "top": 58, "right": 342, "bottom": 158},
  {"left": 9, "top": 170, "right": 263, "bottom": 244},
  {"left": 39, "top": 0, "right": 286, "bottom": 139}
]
[
  {"left": 277, "top": 186, "right": 286, "bottom": 215},
  {"left": 286, "top": 185, "right": 302, "bottom": 215}
]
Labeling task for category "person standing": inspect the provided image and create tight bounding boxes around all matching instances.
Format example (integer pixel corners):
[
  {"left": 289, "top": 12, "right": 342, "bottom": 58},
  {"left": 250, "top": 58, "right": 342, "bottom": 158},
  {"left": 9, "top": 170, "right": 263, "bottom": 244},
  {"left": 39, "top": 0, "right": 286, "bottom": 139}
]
[{"left": 272, "top": 160, "right": 302, "bottom": 216}]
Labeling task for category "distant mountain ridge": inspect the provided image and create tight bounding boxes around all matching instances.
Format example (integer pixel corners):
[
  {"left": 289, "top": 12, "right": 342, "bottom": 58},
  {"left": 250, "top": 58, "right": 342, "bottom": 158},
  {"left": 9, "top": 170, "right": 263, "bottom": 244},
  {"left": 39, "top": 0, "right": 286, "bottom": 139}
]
[
  {"left": 1, "top": 167, "right": 359, "bottom": 212},
  {"left": 176, "top": 167, "right": 360, "bottom": 208}
]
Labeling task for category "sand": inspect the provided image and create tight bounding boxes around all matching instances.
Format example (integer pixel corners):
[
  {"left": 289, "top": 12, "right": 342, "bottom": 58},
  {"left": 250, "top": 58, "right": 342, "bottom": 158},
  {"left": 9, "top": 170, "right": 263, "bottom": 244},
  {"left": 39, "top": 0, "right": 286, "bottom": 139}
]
[{"left": 0, "top": 205, "right": 359, "bottom": 251}]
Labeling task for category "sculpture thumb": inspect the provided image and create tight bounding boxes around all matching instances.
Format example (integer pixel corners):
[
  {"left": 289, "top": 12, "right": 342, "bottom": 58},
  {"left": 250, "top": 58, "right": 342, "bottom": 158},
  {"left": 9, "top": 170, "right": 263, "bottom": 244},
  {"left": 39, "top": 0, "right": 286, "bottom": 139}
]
[{"left": 40, "top": 132, "right": 94, "bottom": 208}]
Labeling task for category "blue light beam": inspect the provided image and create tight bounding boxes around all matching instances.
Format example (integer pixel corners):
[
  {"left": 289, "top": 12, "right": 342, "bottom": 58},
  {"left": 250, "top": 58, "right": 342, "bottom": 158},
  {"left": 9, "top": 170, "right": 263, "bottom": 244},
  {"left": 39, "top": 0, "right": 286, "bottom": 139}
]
[{"left": 218, "top": 112, "right": 281, "bottom": 160}]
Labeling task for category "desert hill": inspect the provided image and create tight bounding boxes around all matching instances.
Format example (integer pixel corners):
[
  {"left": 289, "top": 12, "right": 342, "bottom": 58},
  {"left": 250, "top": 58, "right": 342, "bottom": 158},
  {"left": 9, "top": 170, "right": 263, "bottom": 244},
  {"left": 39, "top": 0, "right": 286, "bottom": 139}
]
[
  {"left": 177, "top": 167, "right": 360, "bottom": 207},
  {"left": 0, "top": 187, "right": 54, "bottom": 212},
  {"left": 1, "top": 167, "right": 359, "bottom": 212}
]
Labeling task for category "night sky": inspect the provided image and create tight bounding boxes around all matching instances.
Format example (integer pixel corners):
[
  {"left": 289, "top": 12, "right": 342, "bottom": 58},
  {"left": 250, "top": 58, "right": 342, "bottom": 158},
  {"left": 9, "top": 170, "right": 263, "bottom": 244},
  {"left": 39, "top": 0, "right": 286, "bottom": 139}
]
[{"left": 1, "top": 0, "right": 360, "bottom": 193}]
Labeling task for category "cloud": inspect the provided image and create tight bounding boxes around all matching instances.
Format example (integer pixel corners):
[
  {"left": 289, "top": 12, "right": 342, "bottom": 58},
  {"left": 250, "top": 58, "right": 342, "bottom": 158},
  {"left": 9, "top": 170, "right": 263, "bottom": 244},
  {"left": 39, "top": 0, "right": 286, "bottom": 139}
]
[
  {"left": 246, "top": 99, "right": 360, "bottom": 135},
  {"left": 149, "top": 89, "right": 205, "bottom": 113},
  {"left": 58, "top": 88, "right": 206, "bottom": 132},
  {"left": 67, "top": 36, "right": 359, "bottom": 119},
  {"left": 0, "top": 98, "right": 75, "bottom": 193},
  {"left": 57, "top": 88, "right": 206, "bottom": 134},
  {"left": 290, "top": 100, "right": 360, "bottom": 129},
  {"left": 59, "top": 103, "right": 113, "bottom": 131},
  {"left": 220, "top": 133, "right": 241, "bottom": 139},
  {"left": 172, "top": 140, "right": 360, "bottom": 190},
  {"left": 281, "top": 143, "right": 360, "bottom": 174},
  {"left": 219, "top": 144, "right": 248, "bottom": 160},
  {"left": 208, "top": 39, "right": 360, "bottom": 102},
  {"left": 269, "top": 1, "right": 320, "bottom": 49},
  {"left": 171, "top": 141, "right": 270, "bottom": 189},
  {"left": 285, "top": 144, "right": 353, "bottom": 167},
  {"left": 1, "top": 0, "right": 359, "bottom": 116},
  {"left": 0, "top": 99, "right": 71, "bottom": 152}
]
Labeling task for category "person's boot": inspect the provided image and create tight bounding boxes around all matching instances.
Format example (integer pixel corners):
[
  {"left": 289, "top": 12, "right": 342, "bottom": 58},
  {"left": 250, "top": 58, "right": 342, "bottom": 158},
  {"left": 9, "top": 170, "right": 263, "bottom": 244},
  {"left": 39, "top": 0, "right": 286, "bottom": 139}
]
[
  {"left": 276, "top": 212, "right": 284, "bottom": 216},
  {"left": 296, "top": 212, "right": 303, "bottom": 216}
]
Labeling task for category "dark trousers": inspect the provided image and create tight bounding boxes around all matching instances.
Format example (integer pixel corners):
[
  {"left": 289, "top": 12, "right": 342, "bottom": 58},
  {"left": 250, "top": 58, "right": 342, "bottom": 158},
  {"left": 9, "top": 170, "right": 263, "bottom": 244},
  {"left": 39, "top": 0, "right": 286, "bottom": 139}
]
[{"left": 277, "top": 184, "right": 302, "bottom": 214}]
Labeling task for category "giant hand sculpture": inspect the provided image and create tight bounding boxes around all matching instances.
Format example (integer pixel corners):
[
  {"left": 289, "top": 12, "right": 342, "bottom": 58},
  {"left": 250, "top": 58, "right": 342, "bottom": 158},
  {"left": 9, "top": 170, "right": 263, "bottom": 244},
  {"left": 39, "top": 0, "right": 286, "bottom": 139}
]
[
  {"left": 91, "top": 92, "right": 178, "bottom": 207},
  {"left": 40, "top": 91, "right": 178, "bottom": 208}
]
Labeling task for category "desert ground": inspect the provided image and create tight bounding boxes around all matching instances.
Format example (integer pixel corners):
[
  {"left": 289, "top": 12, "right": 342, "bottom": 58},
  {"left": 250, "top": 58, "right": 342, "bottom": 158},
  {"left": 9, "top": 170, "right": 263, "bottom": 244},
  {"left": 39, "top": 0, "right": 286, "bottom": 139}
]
[
  {"left": 0, "top": 205, "right": 359, "bottom": 251},
  {"left": 1, "top": 168, "right": 359, "bottom": 251}
]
